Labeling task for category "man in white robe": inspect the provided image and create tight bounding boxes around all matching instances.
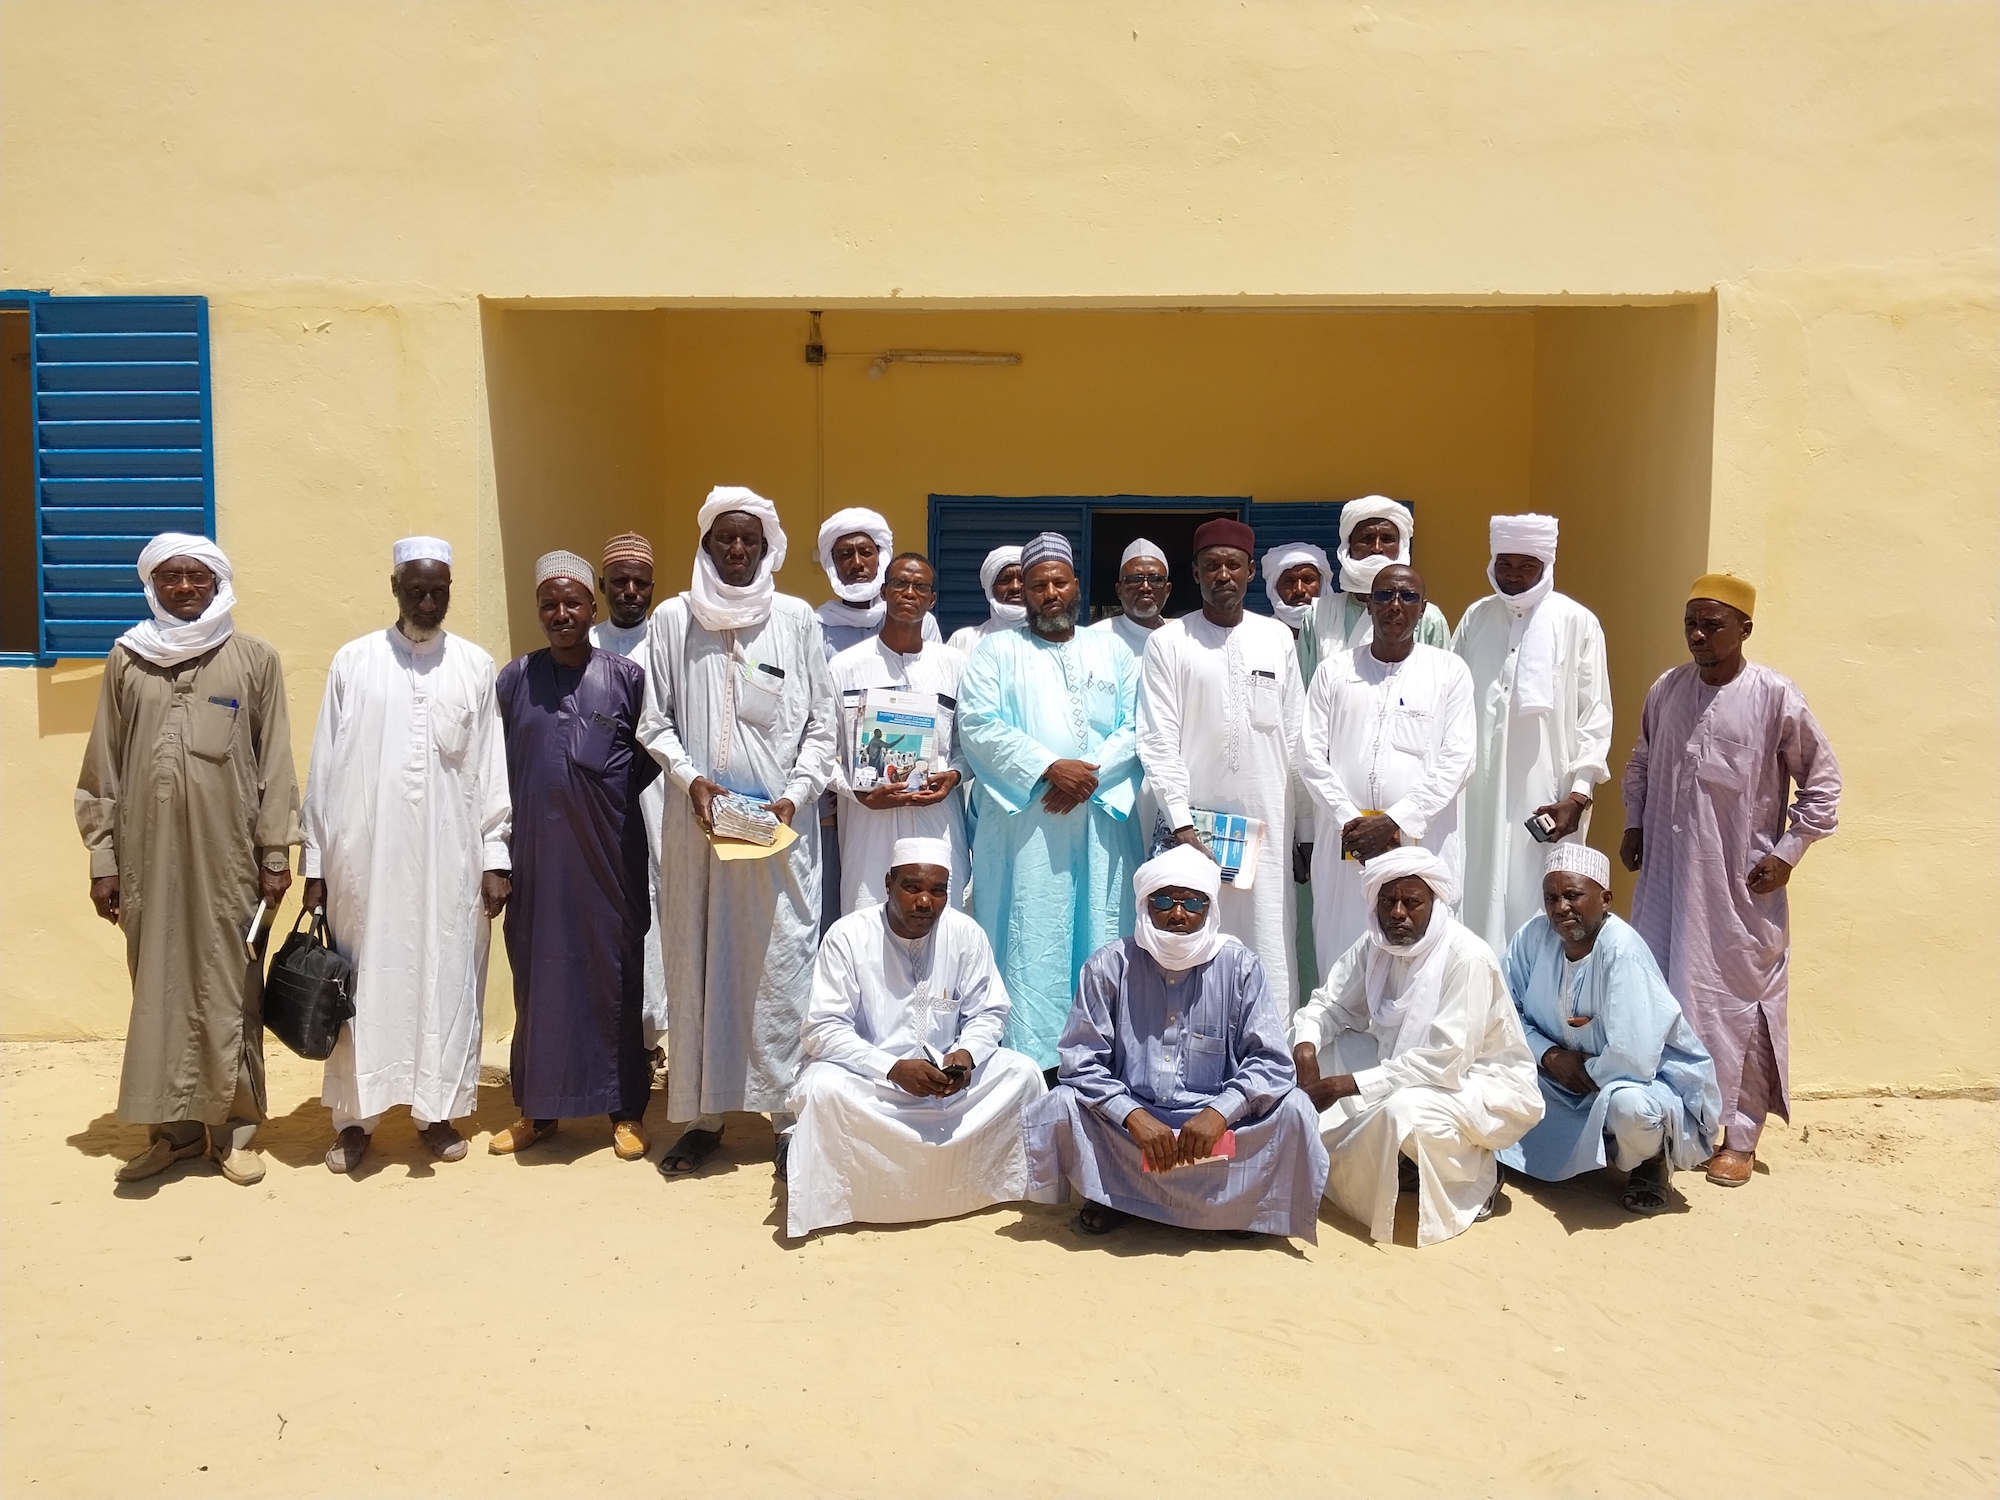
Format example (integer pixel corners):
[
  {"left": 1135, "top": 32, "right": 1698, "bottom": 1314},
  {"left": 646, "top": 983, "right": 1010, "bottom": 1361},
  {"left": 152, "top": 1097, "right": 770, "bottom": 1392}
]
[
  {"left": 945, "top": 545, "right": 1026, "bottom": 658},
  {"left": 589, "top": 531, "right": 668, "bottom": 1054},
  {"left": 786, "top": 837, "right": 1045, "bottom": 1238},
  {"left": 640, "top": 487, "right": 838, "bottom": 1175},
  {"left": 303, "top": 536, "right": 512, "bottom": 1173},
  {"left": 1300, "top": 495, "right": 1452, "bottom": 682},
  {"left": 1291, "top": 847, "right": 1542, "bottom": 1247},
  {"left": 1090, "top": 537, "right": 1171, "bottom": 658},
  {"left": 1300, "top": 564, "right": 1476, "bottom": 978},
  {"left": 1451, "top": 514, "right": 1613, "bottom": 953},
  {"left": 1139, "top": 517, "right": 1306, "bottom": 1006},
  {"left": 829, "top": 553, "right": 969, "bottom": 913}
]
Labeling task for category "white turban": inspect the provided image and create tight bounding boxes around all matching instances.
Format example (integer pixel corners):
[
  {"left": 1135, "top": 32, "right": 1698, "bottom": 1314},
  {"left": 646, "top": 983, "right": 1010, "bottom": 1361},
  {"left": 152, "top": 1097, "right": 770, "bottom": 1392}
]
[
  {"left": 393, "top": 536, "right": 453, "bottom": 567},
  {"left": 1490, "top": 513, "right": 1558, "bottom": 565},
  {"left": 888, "top": 836, "right": 954, "bottom": 873},
  {"left": 1544, "top": 841, "right": 1611, "bottom": 891},
  {"left": 1358, "top": 845, "right": 1460, "bottom": 1053},
  {"left": 1485, "top": 513, "right": 1560, "bottom": 716},
  {"left": 1336, "top": 496, "right": 1414, "bottom": 594},
  {"left": 534, "top": 550, "right": 596, "bottom": 594},
  {"left": 1260, "top": 542, "right": 1331, "bottom": 629},
  {"left": 690, "top": 486, "right": 787, "bottom": 632},
  {"left": 1120, "top": 537, "right": 1167, "bottom": 569},
  {"left": 118, "top": 532, "right": 236, "bottom": 668},
  {"left": 1131, "top": 844, "right": 1228, "bottom": 972},
  {"left": 979, "top": 544, "right": 1027, "bottom": 627},
  {"left": 816, "top": 507, "right": 894, "bottom": 602}
]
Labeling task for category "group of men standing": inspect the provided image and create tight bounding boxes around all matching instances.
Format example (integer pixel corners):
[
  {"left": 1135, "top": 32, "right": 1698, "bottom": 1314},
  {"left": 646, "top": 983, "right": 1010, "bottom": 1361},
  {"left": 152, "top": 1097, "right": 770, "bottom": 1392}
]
[{"left": 77, "top": 486, "right": 1841, "bottom": 1250}]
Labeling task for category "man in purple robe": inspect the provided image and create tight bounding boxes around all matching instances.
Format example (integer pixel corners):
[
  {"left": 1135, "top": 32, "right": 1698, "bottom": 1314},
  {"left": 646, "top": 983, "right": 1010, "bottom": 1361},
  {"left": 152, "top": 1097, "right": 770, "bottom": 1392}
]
[
  {"left": 491, "top": 550, "right": 659, "bottom": 1161},
  {"left": 1620, "top": 573, "right": 1841, "bottom": 1190}
]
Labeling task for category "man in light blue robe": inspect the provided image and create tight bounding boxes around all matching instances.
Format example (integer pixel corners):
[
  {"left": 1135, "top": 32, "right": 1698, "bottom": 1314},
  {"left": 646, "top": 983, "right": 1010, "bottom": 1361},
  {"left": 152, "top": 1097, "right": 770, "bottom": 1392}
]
[
  {"left": 1025, "top": 844, "right": 1328, "bottom": 1239},
  {"left": 1499, "top": 843, "right": 1721, "bottom": 1213},
  {"left": 958, "top": 532, "right": 1144, "bottom": 1071}
]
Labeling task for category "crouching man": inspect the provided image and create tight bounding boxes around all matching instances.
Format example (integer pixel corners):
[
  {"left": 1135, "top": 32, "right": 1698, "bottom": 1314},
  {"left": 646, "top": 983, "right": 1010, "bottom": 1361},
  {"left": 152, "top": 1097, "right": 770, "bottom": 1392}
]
[
  {"left": 1498, "top": 844, "right": 1721, "bottom": 1214},
  {"left": 1025, "top": 845, "right": 1328, "bottom": 1241},
  {"left": 785, "top": 838, "right": 1045, "bottom": 1238},
  {"left": 1291, "top": 847, "right": 1542, "bottom": 1247}
]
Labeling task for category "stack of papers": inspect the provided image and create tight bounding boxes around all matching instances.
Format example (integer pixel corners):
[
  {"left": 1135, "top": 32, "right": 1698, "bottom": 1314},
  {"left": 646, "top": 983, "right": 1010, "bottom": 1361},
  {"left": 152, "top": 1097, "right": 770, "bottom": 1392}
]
[{"left": 711, "top": 793, "right": 779, "bottom": 845}]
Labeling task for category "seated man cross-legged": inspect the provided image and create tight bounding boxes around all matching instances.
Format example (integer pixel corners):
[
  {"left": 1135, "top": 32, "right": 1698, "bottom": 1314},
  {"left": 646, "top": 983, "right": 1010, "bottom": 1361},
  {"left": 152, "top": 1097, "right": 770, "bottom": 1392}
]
[
  {"left": 1291, "top": 847, "right": 1543, "bottom": 1248},
  {"left": 785, "top": 837, "right": 1046, "bottom": 1239},
  {"left": 1498, "top": 844, "right": 1721, "bottom": 1213},
  {"left": 1025, "top": 845, "right": 1329, "bottom": 1242}
]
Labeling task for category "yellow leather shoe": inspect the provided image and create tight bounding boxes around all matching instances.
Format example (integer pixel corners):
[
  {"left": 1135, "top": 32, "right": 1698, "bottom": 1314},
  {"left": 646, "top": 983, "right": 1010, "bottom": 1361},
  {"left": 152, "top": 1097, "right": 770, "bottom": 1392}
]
[
  {"left": 612, "top": 1120, "right": 649, "bottom": 1161},
  {"left": 488, "top": 1118, "right": 556, "bottom": 1155}
]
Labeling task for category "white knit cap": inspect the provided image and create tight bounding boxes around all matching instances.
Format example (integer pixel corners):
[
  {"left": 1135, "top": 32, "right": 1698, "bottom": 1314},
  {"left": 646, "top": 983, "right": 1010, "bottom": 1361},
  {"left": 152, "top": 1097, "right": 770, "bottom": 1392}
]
[
  {"left": 1544, "top": 842, "right": 1611, "bottom": 890},
  {"left": 393, "top": 536, "right": 453, "bottom": 567},
  {"left": 889, "top": 836, "right": 954, "bottom": 872},
  {"left": 534, "top": 550, "right": 596, "bottom": 594}
]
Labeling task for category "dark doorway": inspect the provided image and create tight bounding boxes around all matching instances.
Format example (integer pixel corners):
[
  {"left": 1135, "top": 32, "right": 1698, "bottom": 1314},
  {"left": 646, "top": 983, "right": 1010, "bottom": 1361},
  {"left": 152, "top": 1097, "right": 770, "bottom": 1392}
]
[{"left": 1085, "top": 506, "right": 1235, "bottom": 623}]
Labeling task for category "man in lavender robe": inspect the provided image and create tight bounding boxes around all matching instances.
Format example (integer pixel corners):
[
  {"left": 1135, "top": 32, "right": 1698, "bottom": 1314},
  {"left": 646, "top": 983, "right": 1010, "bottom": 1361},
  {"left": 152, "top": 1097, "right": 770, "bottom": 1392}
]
[
  {"left": 491, "top": 551, "right": 659, "bottom": 1161},
  {"left": 1024, "top": 844, "right": 1329, "bottom": 1241},
  {"left": 1620, "top": 574, "right": 1841, "bottom": 1189}
]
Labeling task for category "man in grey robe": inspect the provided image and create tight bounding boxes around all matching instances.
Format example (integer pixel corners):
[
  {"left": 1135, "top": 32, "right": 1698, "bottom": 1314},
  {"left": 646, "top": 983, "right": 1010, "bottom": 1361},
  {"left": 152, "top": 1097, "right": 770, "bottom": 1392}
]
[
  {"left": 1620, "top": 573, "right": 1841, "bottom": 1189},
  {"left": 76, "top": 533, "right": 301, "bottom": 1187},
  {"left": 1025, "top": 845, "right": 1328, "bottom": 1241},
  {"left": 640, "top": 487, "right": 838, "bottom": 1176}
]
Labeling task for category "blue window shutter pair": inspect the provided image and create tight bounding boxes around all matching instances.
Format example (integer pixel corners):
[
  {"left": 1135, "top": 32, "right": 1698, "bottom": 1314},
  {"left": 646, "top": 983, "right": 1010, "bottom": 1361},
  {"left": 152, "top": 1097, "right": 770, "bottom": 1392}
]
[{"left": 10, "top": 295, "right": 214, "bottom": 664}]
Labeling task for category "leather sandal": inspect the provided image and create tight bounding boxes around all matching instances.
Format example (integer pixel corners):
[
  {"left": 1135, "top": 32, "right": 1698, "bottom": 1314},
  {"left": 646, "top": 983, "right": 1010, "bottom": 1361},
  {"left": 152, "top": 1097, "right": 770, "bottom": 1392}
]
[
  {"left": 611, "top": 1120, "right": 648, "bottom": 1161},
  {"left": 489, "top": 1118, "right": 557, "bottom": 1155}
]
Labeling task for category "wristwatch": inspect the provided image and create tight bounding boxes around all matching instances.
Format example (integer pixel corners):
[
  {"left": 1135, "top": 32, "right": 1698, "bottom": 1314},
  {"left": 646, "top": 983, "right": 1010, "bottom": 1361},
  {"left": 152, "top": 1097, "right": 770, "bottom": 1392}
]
[{"left": 259, "top": 850, "right": 292, "bottom": 874}]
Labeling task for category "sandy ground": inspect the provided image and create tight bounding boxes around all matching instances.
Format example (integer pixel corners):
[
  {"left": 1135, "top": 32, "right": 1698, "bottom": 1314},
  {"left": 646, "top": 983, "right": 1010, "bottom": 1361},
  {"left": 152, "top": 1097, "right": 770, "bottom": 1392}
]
[{"left": 1, "top": 1042, "right": 1994, "bottom": 1499}]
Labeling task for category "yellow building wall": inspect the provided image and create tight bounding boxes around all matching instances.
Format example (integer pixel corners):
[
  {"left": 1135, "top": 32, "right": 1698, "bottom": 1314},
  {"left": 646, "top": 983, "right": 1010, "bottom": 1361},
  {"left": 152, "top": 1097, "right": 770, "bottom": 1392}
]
[{"left": 0, "top": 2, "right": 1993, "bottom": 1093}]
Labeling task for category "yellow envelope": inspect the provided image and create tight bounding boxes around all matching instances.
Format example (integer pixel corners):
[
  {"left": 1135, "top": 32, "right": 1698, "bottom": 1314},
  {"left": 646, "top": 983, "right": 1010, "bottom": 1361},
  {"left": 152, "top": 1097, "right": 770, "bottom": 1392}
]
[{"left": 707, "top": 822, "right": 801, "bottom": 861}]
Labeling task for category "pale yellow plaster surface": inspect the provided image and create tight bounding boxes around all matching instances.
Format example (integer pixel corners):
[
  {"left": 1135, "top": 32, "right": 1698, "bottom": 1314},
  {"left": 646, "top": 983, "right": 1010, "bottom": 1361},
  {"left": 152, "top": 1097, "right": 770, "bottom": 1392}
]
[{"left": 0, "top": 3, "right": 1993, "bottom": 1095}]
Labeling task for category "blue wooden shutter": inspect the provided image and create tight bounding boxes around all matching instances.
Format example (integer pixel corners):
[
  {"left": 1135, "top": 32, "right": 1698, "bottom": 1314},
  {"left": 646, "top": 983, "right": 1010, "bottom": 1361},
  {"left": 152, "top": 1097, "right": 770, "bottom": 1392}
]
[
  {"left": 1244, "top": 501, "right": 1349, "bottom": 616},
  {"left": 927, "top": 496, "right": 1089, "bottom": 636},
  {"left": 31, "top": 296, "right": 214, "bottom": 660}
]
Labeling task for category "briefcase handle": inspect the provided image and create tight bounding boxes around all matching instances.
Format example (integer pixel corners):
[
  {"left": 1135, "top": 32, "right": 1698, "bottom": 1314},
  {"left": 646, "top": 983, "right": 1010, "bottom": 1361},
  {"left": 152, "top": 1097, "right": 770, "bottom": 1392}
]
[{"left": 284, "top": 903, "right": 339, "bottom": 952}]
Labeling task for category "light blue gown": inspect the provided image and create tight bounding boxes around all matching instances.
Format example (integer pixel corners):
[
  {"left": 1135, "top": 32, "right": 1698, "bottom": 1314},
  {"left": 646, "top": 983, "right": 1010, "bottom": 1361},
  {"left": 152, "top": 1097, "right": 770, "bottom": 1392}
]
[
  {"left": 957, "top": 625, "right": 1144, "bottom": 1067},
  {"left": 1498, "top": 913, "right": 1721, "bottom": 1180}
]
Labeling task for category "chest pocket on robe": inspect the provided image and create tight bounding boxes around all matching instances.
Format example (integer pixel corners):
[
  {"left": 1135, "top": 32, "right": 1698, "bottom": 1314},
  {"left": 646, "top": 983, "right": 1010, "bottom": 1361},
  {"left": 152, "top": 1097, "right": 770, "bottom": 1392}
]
[
  {"left": 573, "top": 710, "right": 632, "bottom": 777},
  {"left": 1248, "top": 669, "right": 1280, "bottom": 732},
  {"left": 1183, "top": 1032, "right": 1228, "bottom": 1095},
  {"left": 1695, "top": 733, "right": 1755, "bottom": 795},
  {"left": 736, "top": 663, "right": 786, "bottom": 732},
  {"left": 1387, "top": 704, "right": 1435, "bottom": 758},
  {"left": 185, "top": 699, "right": 239, "bottom": 762},
  {"left": 433, "top": 700, "right": 477, "bottom": 764}
]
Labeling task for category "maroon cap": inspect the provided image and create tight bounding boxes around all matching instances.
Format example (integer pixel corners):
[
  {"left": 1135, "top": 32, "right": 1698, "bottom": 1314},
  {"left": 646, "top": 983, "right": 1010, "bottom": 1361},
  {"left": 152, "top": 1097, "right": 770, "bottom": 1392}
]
[{"left": 1192, "top": 518, "right": 1256, "bottom": 557}]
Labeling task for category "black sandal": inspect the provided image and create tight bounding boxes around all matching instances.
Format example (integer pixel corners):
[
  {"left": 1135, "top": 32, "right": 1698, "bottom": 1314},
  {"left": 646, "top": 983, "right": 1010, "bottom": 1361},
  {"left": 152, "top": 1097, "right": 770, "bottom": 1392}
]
[
  {"left": 657, "top": 1127, "right": 723, "bottom": 1176},
  {"left": 1076, "top": 1203, "right": 1127, "bottom": 1236},
  {"left": 1620, "top": 1159, "right": 1672, "bottom": 1215}
]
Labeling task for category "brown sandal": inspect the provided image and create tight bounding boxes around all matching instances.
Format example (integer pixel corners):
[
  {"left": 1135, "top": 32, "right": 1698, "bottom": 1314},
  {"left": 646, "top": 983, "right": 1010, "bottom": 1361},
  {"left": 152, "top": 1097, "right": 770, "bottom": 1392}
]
[
  {"left": 488, "top": 1118, "right": 557, "bottom": 1155},
  {"left": 1705, "top": 1147, "right": 1755, "bottom": 1187}
]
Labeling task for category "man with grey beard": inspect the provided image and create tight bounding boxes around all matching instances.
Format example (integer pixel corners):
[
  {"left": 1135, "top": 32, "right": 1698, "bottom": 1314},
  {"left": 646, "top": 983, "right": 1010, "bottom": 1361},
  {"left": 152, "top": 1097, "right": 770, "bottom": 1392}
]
[{"left": 958, "top": 532, "right": 1145, "bottom": 1078}]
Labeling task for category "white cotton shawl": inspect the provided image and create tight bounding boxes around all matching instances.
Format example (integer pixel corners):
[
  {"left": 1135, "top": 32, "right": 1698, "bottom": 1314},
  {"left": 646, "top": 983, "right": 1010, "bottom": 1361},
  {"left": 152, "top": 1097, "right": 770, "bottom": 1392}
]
[
  {"left": 978, "top": 544, "right": 1027, "bottom": 628},
  {"left": 817, "top": 507, "right": 894, "bottom": 608},
  {"left": 117, "top": 532, "right": 237, "bottom": 668},
  {"left": 689, "top": 486, "right": 789, "bottom": 632},
  {"left": 1336, "top": 496, "right": 1414, "bottom": 594},
  {"left": 1131, "top": 844, "right": 1228, "bottom": 972},
  {"left": 1260, "top": 542, "right": 1331, "bottom": 629},
  {"left": 1485, "top": 513, "right": 1560, "bottom": 716},
  {"left": 1360, "top": 846, "right": 1460, "bottom": 1056}
]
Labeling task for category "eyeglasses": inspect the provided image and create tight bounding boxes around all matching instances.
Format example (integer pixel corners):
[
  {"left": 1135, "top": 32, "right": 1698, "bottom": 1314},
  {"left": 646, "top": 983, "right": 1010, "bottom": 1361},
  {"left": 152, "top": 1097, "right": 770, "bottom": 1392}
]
[
  {"left": 881, "top": 578, "right": 936, "bottom": 596},
  {"left": 152, "top": 570, "right": 213, "bottom": 588},
  {"left": 1370, "top": 588, "right": 1424, "bottom": 605},
  {"left": 1147, "top": 891, "right": 1211, "bottom": 915},
  {"left": 1120, "top": 573, "right": 1169, "bottom": 588}
]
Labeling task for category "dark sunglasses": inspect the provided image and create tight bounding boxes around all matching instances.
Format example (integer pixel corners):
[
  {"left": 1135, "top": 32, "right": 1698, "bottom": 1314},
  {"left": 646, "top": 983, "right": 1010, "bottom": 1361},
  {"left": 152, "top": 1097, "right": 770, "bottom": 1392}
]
[
  {"left": 1147, "top": 891, "right": 1211, "bottom": 915},
  {"left": 1370, "top": 587, "right": 1424, "bottom": 605},
  {"left": 1120, "top": 572, "right": 1170, "bottom": 588}
]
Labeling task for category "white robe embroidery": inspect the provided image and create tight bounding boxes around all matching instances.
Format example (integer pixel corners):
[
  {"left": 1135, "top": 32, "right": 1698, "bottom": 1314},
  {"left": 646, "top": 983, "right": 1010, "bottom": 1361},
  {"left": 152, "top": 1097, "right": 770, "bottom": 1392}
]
[
  {"left": 1137, "top": 612, "right": 1305, "bottom": 1006},
  {"left": 1299, "top": 643, "right": 1476, "bottom": 978},
  {"left": 591, "top": 617, "right": 669, "bottom": 1048},
  {"left": 302, "top": 628, "right": 511, "bottom": 1126},
  {"left": 638, "top": 593, "right": 838, "bottom": 1119},
  {"left": 786, "top": 906, "right": 1045, "bottom": 1237},
  {"left": 1451, "top": 591, "right": 1612, "bottom": 952},
  {"left": 1291, "top": 919, "right": 1542, "bottom": 1247},
  {"left": 828, "top": 636, "right": 970, "bottom": 914}
]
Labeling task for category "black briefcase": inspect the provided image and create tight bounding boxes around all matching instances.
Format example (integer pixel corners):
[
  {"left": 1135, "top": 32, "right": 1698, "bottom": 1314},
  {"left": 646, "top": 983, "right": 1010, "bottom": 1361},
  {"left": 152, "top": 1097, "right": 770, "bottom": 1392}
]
[{"left": 263, "top": 907, "right": 355, "bottom": 1061}]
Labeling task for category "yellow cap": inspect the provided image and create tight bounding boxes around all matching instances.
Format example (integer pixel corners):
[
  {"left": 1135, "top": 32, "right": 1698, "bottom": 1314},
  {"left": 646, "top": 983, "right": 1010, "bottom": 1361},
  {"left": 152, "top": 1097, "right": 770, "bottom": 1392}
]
[{"left": 1689, "top": 572, "right": 1756, "bottom": 619}]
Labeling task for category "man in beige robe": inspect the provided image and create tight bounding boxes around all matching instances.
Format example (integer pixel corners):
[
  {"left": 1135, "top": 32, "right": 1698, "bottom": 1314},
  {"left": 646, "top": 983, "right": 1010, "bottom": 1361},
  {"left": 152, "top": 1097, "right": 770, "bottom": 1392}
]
[{"left": 75, "top": 534, "right": 301, "bottom": 1186}]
